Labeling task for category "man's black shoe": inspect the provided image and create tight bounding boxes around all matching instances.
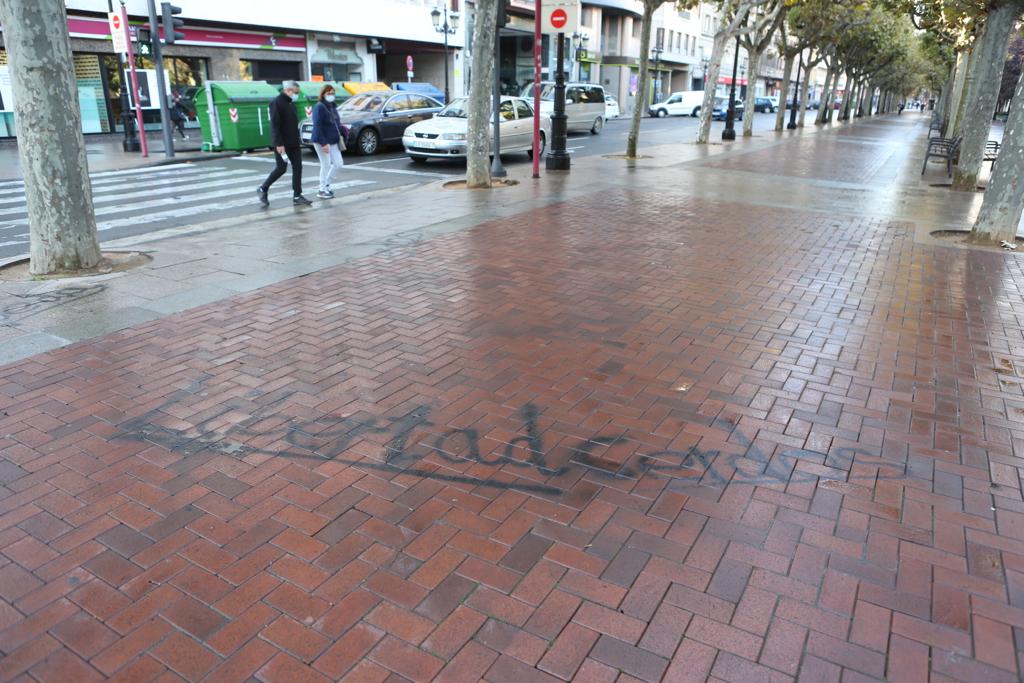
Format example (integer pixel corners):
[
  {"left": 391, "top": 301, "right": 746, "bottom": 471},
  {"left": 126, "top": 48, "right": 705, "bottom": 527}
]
[
  {"left": 293, "top": 195, "right": 313, "bottom": 206},
  {"left": 256, "top": 187, "right": 269, "bottom": 206}
]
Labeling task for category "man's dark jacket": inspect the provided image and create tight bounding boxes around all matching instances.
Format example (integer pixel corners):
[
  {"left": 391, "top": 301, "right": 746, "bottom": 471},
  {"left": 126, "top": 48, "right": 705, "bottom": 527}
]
[{"left": 268, "top": 92, "right": 300, "bottom": 148}]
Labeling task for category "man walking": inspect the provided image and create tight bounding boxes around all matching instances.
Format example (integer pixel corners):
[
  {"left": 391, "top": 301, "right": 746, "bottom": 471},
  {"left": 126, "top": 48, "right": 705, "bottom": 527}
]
[{"left": 257, "top": 80, "right": 312, "bottom": 206}]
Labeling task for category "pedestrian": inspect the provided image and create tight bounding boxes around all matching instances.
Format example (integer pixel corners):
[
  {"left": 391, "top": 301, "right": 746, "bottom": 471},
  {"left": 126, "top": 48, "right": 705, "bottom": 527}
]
[
  {"left": 257, "top": 80, "right": 312, "bottom": 207},
  {"left": 169, "top": 92, "right": 188, "bottom": 140},
  {"left": 310, "top": 84, "right": 346, "bottom": 199}
]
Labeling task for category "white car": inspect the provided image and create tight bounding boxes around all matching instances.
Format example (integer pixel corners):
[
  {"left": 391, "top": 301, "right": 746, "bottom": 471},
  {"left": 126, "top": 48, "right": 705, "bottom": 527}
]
[
  {"left": 402, "top": 96, "right": 549, "bottom": 163},
  {"left": 521, "top": 82, "right": 606, "bottom": 134},
  {"left": 605, "top": 95, "right": 621, "bottom": 120},
  {"left": 649, "top": 90, "right": 706, "bottom": 118}
]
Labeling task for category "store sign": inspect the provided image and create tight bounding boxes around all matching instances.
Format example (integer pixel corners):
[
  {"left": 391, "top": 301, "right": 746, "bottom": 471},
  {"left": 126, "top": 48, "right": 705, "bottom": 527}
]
[
  {"left": 108, "top": 13, "right": 128, "bottom": 53},
  {"left": 69, "top": 16, "right": 305, "bottom": 51},
  {"left": 541, "top": 1, "right": 579, "bottom": 35}
]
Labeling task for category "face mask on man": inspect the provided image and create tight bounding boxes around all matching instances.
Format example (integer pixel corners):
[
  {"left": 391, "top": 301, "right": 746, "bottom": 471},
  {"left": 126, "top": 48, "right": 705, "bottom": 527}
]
[
  {"left": 325, "top": 94, "right": 336, "bottom": 103},
  {"left": 288, "top": 91, "right": 299, "bottom": 101}
]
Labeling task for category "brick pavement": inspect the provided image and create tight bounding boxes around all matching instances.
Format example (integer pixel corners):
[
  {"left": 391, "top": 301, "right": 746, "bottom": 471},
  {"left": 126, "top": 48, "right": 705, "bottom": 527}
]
[{"left": 3, "top": 120, "right": 1024, "bottom": 681}]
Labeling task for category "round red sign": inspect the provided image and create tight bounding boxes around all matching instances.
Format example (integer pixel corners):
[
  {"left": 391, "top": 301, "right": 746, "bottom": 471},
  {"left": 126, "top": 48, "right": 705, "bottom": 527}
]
[
  {"left": 112, "top": 14, "right": 121, "bottom": 29},
  {"left": 550, "top": 8, "right": 568, "bottom": 29}
]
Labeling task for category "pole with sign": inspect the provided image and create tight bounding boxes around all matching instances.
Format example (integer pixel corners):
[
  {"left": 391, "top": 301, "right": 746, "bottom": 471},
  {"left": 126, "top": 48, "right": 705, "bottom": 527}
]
[
  {"left": 146, "top": 0, "right": 175, "bottom": 158},
  {"left": 543, "top": 1, "right": 577, "bottom": 171},
  {"left": 107, "top": 2, "right": 139, "bottom": 151},
  {"left": 406, "top": 55, "right": 414, "bottom": 83},
  {"left": 120, "top": 2, "right": 148, "bottom": 156},
  {"left": 532, "top": 0, "right": 542, "bottom": 179}
]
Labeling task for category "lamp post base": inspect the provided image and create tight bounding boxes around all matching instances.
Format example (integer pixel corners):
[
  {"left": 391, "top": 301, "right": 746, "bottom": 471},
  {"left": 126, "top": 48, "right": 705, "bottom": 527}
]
[
  {"left": 546, "top": 152, "right": 571, "bottom": 171},
  {"left": 722, "top": 128, "right": 736, "bottom": 141},
  {"left": 123, "top": 138, "right": 141, "bottom": 152}
]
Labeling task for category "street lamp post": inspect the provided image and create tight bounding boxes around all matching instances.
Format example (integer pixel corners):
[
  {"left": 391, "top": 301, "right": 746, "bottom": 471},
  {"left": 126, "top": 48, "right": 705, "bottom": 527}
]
[
  {"left": 787, "top": 52, "right": 802, "bottom": 130},
  {"left": 571, "top": 32, "right": 588, "bottom": 82},
  {"left": 430, "top": 3, "right": 459, "bottom": 103},
  {"left": 651, "top": 27, "right": 664, "bottom": 106},
  {"left": 722, "top": 35, "right": 740, "bottom": 141}
]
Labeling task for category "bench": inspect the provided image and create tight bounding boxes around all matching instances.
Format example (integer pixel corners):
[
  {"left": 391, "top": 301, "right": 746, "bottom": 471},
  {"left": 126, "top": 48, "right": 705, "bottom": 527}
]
[
  {"left": 921, "top": 136, "right": 962, "bottom": 177},
  {"left": 984, "top": 140, "right": 1000, "bottom": 167},
  {"left": 928, "top": 118, "right": 944, "bottom": 138}
]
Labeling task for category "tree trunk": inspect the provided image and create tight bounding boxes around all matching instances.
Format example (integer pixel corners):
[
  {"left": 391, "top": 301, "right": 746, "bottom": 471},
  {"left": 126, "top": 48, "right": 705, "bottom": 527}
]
[
  {"left": 697, "top": 30, "right": 729, "bottom": 143},
  {"left": 946, "top": 48, "right": 973, "bottom": 137},
  {"left": 0, "top": 0, "right": 101, "bottom": 275},
  {"left": 825, "top": 65, "right": 842, "bottom": 123},
  {"left": 937, "top": 59, "right": 957, "bottom": 129},
  {"left": 798, "top": 63, "right": 812, "bottom": 127},
  {"left": 466, "top": 0, "right": 497, "bottom": 188},
  {"left": 627, "top": 2, "right": 656, "bottom": 157},
  {"left": 774, "top": 51, "right": 794, "bottom": 131},
  {"left": 841, "top": 71, "right": 854, "bottom": 121},
  {"left": 742, "top": 49, "right": 761, "bottom": 137},
  {"left": 952, "top": 1, "right": 1020, "bottom": 191},
  {"left": 970, "top": 69, "right": 1024, "bottom": 243},
  {"left": 817, "top": 65, "right": 834, "bottom": 124}
]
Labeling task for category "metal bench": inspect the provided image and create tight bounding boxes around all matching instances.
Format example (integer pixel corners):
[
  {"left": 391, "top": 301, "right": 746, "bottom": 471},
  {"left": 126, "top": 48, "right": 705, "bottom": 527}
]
[
  {"left": 984, "top": 140, "right": 1000, "bottom": 167},
  {"left": 928, "top": 119, "right": 944, "bottom": 138},
  {"left": 921, "top": 136, "right": 962, "bottom": 177}
]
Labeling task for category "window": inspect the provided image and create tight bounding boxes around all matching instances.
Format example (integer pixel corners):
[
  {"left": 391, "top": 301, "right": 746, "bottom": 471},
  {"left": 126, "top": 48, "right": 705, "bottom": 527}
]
[
  {"left": 386, "top": 95, "right": 411, "bottom": 111},
  {"left": 514, "top": 99, "right": 532, "bottom": 119},
  {"left": 677, "top": 34, "right": 683, "bottom": 51},
  {"left": 407, "top": 95, "right": 434, "bottom": 110},
  {"left": 632, "top": 19, "right": 641, "bottom": 39},
  {"left": 666, "top": 31, "right": 673, "bottom": 51},
  {"left": 499, "top": 99, "right": 515, "bottom": 121},
  {"left": 587, "top": 86, "right": 604, "bottom": 103},
  {"left": 582, "top": 8, "right": 592, "bottom": 25}
]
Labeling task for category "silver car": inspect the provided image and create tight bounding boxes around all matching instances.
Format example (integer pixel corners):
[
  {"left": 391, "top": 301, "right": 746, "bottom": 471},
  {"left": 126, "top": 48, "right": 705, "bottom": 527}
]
[{"left": 402, "top": 96, "right": 549, "bottom": 163}]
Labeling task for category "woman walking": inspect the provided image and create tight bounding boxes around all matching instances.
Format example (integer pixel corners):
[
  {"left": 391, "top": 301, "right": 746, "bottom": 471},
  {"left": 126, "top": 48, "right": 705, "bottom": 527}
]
[{"left": 311, "top": 84, "right": 345, "bottom": 199}]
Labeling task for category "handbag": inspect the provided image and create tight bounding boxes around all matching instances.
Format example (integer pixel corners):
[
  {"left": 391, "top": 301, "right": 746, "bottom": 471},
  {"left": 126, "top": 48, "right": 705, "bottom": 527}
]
[{"left": 334, "top": 111, "right": 347, "bottom": 152}]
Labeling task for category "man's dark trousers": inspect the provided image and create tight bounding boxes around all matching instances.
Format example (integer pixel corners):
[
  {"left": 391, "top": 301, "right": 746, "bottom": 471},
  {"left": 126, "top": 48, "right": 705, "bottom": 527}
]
[{"left": 261, "top": 147, "right": 302, "bottom": 197}]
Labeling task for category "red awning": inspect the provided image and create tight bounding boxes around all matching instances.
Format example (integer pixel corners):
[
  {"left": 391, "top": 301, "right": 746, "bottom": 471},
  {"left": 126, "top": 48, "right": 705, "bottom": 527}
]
[{"left": 717, "top": 76, "right": 749, "bottom": 86}]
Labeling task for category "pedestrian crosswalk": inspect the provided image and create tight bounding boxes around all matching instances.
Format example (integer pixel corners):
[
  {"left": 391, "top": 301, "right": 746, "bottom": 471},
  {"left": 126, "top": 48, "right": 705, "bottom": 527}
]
[{"left": 0, "top": 162, "right": 379, "bottom": 259}]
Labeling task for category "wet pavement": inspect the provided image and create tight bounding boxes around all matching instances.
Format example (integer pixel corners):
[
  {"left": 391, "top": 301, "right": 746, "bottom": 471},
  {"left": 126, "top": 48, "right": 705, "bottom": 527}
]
[{"left": 1, "top": 112, "right": 1023, "bottom": 682}]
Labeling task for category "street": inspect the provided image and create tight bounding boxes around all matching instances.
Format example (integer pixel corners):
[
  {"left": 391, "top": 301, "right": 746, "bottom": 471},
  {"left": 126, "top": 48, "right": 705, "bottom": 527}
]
[{"left": 0, "top": 113, "right": 781, "bottom": 261}]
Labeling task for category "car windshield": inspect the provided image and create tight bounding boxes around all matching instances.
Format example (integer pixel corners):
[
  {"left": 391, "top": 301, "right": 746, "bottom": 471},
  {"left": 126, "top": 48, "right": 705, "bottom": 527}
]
[
  {"left": 340, "top": 94, "right": 387, "bottom": 112},
  {"left": 437, "top": 98, "right": 470, "bottom": 118}
]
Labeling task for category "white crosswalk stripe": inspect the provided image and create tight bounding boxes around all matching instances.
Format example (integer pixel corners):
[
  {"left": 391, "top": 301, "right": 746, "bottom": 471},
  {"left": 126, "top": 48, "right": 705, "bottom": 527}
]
[{"left": 0, "top": 164, "right": 378, "bottom": 254}]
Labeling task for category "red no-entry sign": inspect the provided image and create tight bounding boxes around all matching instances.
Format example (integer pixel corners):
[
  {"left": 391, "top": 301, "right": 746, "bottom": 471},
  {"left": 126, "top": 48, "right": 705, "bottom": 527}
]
[
  {"left": 111, "top": 14, "right": 120, "bottom": 29},
  {"left": 541, "top": 1, "right": 579, "bottom": 35}
]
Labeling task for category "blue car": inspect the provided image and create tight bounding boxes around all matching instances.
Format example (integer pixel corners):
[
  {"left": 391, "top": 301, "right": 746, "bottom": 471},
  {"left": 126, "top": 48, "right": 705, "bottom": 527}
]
[{"left": 711, "top": 97, "right": 744, "bottom": 121}]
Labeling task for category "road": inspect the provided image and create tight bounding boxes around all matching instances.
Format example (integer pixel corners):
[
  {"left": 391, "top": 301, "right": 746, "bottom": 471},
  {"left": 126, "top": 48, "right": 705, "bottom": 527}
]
[{"left": 0, "top": 112, "right": 782, "bottom": 261}]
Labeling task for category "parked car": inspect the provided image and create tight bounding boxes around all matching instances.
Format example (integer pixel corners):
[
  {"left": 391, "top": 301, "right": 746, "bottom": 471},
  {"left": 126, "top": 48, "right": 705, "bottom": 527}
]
[
  {"left": 605, "top": 95, "right": 621, "bottom": 120},
  {"left": 711, "top": 97, "right": 743, "bottom": 121},
  {"left": 300, "top": 90, "right": 444, "bottom": 155},
  {"left": 402, "top": 96, "right": 549, "bottom": 163},
  {"left": 649, "top": 90, "right": 706, "bottom": 118},
  {"left": 521, "top": 82, "right": 606, "bottom": 134},
  {"left": 766, "top": 96, "right": 780, "bottom": 111},
  {"left": 753, "top": 97, "right": 776, "bottom": 113}
]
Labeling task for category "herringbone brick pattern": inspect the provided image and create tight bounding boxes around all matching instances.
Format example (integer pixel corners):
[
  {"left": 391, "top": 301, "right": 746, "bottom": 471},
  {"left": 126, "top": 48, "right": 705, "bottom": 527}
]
[{"left": 2, "top": 182, "right": 1023, "bottom": 681}]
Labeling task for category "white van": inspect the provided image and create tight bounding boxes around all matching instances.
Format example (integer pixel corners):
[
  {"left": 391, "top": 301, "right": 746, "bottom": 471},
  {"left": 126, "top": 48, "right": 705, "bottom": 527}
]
[
  {"left": 649, "top": 90, "right": 706, "bottom": 118},
  {"left": 521, "top": 82, "right": 607, "bottom": 134}
]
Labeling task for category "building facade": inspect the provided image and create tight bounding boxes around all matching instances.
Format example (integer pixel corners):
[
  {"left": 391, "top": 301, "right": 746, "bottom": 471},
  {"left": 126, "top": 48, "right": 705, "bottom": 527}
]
[{"left": 0, "top": 0, "right": 467, "bottom": 137}]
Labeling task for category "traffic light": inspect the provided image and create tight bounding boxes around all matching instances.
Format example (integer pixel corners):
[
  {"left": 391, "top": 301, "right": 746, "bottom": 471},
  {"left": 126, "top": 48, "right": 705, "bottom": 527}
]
[
  {"left": 160, "top": 3, "right": 184, "bottom": 44},
  {"left": 496, "top": 0, "right": 510, "bottom": 27},
  {"left": 137, "top": 27, "right": 153, "bottom": 55}
]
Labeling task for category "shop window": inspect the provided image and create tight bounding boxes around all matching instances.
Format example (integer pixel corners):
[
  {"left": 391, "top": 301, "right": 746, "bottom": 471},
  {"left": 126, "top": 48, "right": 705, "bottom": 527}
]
[
  {"left": 73, "top": 54, "right": 111, "bottom": 133},
  {"left": 240, "top": 60, "right": 254, "bottom": 81}
]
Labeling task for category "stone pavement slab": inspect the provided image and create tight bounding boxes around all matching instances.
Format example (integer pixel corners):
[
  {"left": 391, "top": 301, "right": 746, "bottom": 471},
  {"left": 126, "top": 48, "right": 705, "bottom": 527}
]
[{"left": 2, "top": 114, "right": 1024, "bottom": 682}]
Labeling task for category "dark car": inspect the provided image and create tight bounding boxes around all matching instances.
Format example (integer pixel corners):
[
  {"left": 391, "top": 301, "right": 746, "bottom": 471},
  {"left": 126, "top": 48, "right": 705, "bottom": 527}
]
[
  {"left": 300, "top": 90, "right": 444, "bottom": 155},
  {"left": 711, "top": 97, "right": 744, "bottom": 121},
  {"left": 753, "top": 97, "right": 775, "bottom": 113}
]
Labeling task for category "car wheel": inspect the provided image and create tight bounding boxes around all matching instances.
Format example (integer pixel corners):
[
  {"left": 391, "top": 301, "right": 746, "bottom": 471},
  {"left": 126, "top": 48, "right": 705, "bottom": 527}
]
[
  {"left": 591, "top": 117, "right": 603, "bottom": 134},
  {"left": 409, "top": 156, "right": 428, "bottom": 164},
  {"left": 357, "top": 128, "right": 379, "bottom": 155},
  {"left": 692, "top": 107, "right": 701, "bottom": 117},
  {"left": 527, "top": 131, "right": 547, "bottom": 159},
  {"left": 656, "top": 108, "right": 668, "bottom": 118}
]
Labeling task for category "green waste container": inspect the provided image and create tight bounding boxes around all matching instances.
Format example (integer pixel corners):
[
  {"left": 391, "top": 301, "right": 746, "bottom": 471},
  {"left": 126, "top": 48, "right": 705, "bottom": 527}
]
[
  {"left": 195, "top": 81, "right": 280, "bottom": 152},
  {"left": 294, "top": 81, "right": 348, "bottom": 123}
]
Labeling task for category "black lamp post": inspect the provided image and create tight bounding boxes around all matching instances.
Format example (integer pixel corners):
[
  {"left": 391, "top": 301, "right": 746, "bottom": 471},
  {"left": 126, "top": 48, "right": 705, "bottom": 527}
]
[
  {"left": 651, "top": 27, "right": 664, "bottom": 106},
  {"left": 430, "top": 3, "right": 459, "bottom": 104},
  {"left": 722, "top": 35, "right": 740, "bottom": 141},
  {"left": 787, "top": 52, "right": 802, "bottom": 130},
  {"left": 546, "top": 32, "right": 571, "bottom": 171}
]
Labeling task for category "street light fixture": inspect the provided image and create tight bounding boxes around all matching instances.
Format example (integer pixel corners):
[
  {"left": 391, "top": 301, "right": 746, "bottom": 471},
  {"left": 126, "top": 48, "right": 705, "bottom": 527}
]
[
  {"left": 571, "top": 32, "right": 589, "bottom": 82},
  {"left": 651, "top": 27, "right": 665, "bottom": 106},
  {"left": 431, "top": 3, "right": 459, "bottom": 104}
]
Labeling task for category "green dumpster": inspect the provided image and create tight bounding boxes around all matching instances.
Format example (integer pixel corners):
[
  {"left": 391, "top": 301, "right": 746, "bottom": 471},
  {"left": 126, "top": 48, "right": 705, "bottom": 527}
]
[
  {"left": 195, "top": 81, "right": 280, "bottom": 152},
  {"left": 294, "top": 81, "right": 348, "bottom": 123}
]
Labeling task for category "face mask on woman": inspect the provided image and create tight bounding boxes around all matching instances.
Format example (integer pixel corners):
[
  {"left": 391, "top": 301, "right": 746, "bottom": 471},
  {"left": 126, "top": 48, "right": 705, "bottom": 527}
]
[{"left": 325, "top": 94, "right": 336, "bottom": 103}]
